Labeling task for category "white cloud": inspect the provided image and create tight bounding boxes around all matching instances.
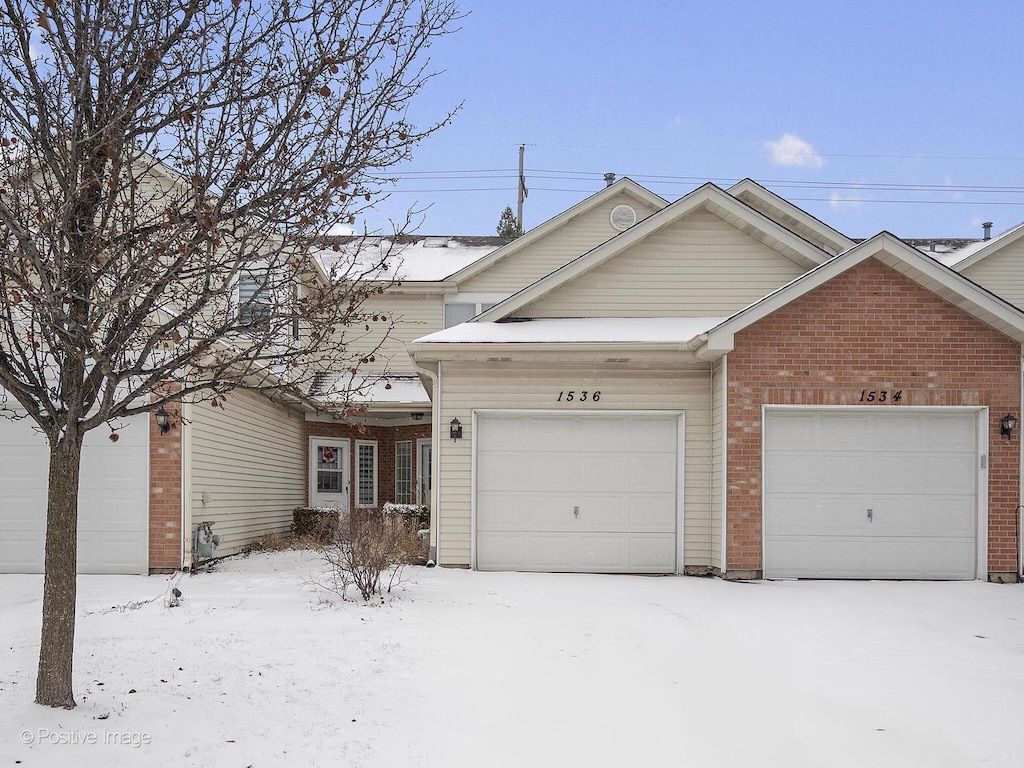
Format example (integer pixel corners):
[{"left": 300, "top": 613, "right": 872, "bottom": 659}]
[
  {"left": 943, "top": 175, "right": 964, "bottom": 202},
  {"left": 669, "top": 115, "right": 697, "bottom": 129},
  {"left": 763, "top": 133, "right": 824, "bottom": 169},
  {"left": 326, "top": 221, "right": 357, "bottom": 236},
  {"left": 829, "top": 190, "right": 865, "bottom": 212}
]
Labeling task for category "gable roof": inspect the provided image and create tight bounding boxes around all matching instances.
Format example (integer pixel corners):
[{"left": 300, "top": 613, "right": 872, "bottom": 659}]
[
  {"left": 937, "top": 221, "right": 1024, "bottom": 270},
  {"left": 443, "top": 178, "right": 669, "bottom": 285},
  {"left": 727, "top": 178, "right": 855, "bottom": 256},
  {"left": 474, "top": 182, "right": 833, "bottom": 323},
  {"left": 696, "top": 231, "right": 1024, "bottom": 359},
  {"left": 314, "top": 235, "right": 503, "bottom": 282}
]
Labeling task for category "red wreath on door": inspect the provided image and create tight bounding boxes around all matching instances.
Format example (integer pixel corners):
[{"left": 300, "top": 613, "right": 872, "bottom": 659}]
[{"left": 321, "top": 447, "right": 335, "bottom": 463}]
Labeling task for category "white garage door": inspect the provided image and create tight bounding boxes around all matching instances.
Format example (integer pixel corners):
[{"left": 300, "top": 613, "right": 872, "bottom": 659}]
[
  {"left": 763, "top": 409, "right": 979, "bottom": 580},
  {"left": 475, "top": 413, "right": 681, "bottom": 573},
  {"left": 0, "top": 416, "right": 150, "bottom": 574}
]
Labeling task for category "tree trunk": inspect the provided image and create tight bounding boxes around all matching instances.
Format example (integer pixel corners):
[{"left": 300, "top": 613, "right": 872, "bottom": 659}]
[{"left": 35, "top": 430, "right": 85, "bottom": 708}]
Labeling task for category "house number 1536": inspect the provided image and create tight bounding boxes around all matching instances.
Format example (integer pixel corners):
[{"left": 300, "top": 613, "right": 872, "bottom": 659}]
[{"left": 557, "top": 390, "right": 601, "bottom": 402}]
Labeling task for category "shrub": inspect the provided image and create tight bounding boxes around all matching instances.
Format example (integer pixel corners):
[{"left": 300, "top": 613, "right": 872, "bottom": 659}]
[
  {"left": 292, "top": 507, "right": 342, "bottom": 542},
  {"left": 319, "top": 507, "right": 425, "bottom": 601}
]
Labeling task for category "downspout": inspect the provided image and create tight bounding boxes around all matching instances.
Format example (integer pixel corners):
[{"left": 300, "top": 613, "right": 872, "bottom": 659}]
[
  {"left": 708, "top": 360, "right": 714, "bottom": 573},
  {"left": 181, "top": 399, "right": 193, "bottom": 571},
  {"left": 413, "top": 359, "right": 441, "bottom": 565}
]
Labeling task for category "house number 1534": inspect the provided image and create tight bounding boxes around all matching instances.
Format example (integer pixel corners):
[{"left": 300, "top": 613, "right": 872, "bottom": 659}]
[
  {"left": 860, "top": 389, "right": 902, "bottom": 402},
  {"left": 557, "top": 390, "right": 601, "bottom": 402}
]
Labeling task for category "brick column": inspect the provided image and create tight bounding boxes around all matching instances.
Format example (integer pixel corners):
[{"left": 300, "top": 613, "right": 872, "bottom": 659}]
[{"left": 148, "top": 398, "right": 183, "bottom": 571}]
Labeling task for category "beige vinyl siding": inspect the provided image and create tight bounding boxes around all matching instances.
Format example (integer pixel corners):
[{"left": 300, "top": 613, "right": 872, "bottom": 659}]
[
  {"left": 189, "top": 390, "right": 306, "bottom": 555},
  {"left": 436, "top": 361, "right": 712, "bottom": 568},
  {"left": 710, "top": 357, "right": 725, "bottom": 571},
  {"left": 515, "top": 209, "right": 808, "bottom": 318},
  {"left": 959, "top": 239, "right": 1024, "bottom": 310},
  {"left": 458, "top": 193, "right": 660, "bottom": 293},
  {"left": 733, "top": 190, "right": 846, "bottom": 255},
  {"left": 339, "top": 292, "right": 444, "bottom": 373}
]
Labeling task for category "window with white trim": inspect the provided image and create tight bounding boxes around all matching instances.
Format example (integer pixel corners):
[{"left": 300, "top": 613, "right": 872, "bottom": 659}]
[
  {"left": 237, "top": 272, "right": 273, "bottom": 327},
  {"left": 395, "top": 441, "right": 412, "bottom": 504},
  {"left": 356, "top": 441, "right": 378, "bottom": 507},
  {"left": 443, "top": 301, "right": 498, "bottom": 328}
]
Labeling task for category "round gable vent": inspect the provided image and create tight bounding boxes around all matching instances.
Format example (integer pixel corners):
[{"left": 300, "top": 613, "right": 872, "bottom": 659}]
[{"left": 609, "top": 204, "right": 637, "bottom": 231}]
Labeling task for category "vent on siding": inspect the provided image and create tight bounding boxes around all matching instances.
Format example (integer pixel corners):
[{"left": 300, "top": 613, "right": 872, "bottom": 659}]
[{"left": 609, "top": 204, "right": 637, "bottom": 231}]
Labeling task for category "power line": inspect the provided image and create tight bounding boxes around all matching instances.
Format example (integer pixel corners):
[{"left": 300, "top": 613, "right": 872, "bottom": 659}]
[
  {"left": 382, "top": 186, "right": 1024, "bottom": 205},
  {"left": 381, "top": 168, "right": 1024, "bottom": 196}
]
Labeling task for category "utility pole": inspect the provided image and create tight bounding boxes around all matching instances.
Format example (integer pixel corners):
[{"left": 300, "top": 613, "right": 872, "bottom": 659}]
[{"left": 517, "top": 144, "right": 527, "bottom": 233}]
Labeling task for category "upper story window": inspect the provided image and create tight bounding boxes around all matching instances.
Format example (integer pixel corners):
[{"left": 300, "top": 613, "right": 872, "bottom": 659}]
[
  {"left": 237, "top": 270, "right": 300, "bottom": 340},
  {"left": 237, "top": 272, "right": 273, "bottom": 327},
  {"left": 443, "top": 300, "right": 502, "bottom": 328}
]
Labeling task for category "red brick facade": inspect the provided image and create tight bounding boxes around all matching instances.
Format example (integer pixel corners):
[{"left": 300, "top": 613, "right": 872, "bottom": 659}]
[
  {"left": 306, "top": 421, "right": 432, "bottom": 509},
  {"left": 148, "top": 399, "right": 183, "bottom": 571},
  {"left": 725, "top": 257, "right": 1021, "bottom": 580}
]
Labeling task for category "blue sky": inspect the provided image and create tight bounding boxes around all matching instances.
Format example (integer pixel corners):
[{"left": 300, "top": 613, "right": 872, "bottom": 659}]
[{"left": 361, "top": 0, "right": 1024, "bottom": 240}]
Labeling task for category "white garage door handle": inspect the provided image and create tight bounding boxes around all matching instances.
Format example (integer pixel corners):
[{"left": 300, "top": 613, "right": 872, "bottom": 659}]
[{"left": 574, "top": 505, "right": 579, "bottom": 519}]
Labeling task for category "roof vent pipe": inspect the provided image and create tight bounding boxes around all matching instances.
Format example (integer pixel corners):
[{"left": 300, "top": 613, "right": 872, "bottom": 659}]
[
  {"left": 929, "top": 241, "right": 936, "bottom": 252},
  {"left": 983, "top": 221, "right": 993, "bottom": 240},
  {"left": 604, "top": 172, "right": 616, "bottom": 187}
]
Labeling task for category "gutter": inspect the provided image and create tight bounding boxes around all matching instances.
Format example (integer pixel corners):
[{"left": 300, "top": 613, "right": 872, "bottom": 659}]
[{"left": 412, "top": 359, "right": 441, "bottom": 566}]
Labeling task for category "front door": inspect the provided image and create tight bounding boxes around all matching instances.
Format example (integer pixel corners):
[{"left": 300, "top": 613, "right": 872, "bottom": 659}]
[
  {"left": 309, "top": 438, "right": 350, "bottom": 513},
  {"left": 417, "top": 439, "right": 432, "bottom": 507}
]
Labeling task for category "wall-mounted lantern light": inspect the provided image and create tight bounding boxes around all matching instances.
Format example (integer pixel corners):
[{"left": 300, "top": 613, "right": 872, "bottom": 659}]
[
  {"left": 449, "top": 417, "right": 462, "bottom": 442},
  {"left": 410, "top": 412, "right": 424, "bottom": 421},
  {"left": 1001, "top": 413, "right": 1017, "bottom": 440},
  {"left": 155, "top": 406, "right": 171, "bottom": 435}
]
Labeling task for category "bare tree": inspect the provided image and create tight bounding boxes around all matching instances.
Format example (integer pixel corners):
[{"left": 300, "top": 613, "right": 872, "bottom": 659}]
[{"left": 0, "top": 0, "right": 459, "bottom": 708}]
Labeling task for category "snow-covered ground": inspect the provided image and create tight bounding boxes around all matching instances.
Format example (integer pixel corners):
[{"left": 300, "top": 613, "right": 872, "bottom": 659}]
[{"left": 2, "top": 550, "right": 1023, "bottom": 767}]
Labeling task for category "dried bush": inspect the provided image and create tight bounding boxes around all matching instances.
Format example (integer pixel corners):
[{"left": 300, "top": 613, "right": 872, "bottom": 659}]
[
  {"left": 292, "top": 507, "right": 342, "bottom": 542},
  {"left": 319, "top": 508, "right": 425, "bottom": 601}
]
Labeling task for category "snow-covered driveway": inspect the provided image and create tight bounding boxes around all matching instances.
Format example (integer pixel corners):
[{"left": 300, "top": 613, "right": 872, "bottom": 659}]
[{"left": 1, "top": 550, "right": 1022, "bottom": 767}]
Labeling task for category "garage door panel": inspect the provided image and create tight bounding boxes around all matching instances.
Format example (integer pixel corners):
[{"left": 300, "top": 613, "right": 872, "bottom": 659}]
[
  {"left": 574, "top": 494, "right": 626, "bottom": 529},
  {"left": 579, "top": 455, "right": 629, "bottom": 490},
  {"left": 81, "top": 490, "right": 149, "bottom": 531},
  {"left": 480, "top": 417, "right": 527, "bottom": 445},
  {"left": 77, "top": 532, "right": 148, "bottom": 575},
  {"left": 529, "top": 454, "right": 582, "bottom": 490},
  {"left": 627, "top": 495, "right": 677, "bottom": 530},
  {"left": 578, "top": 417, "right": 626, "bottom": 447},
  {"left": 764, "top": 409, "right": 977, "bottom": 580},
  {"left": 921, "top": 455, "right": 977, "bottom": 493},
  {"left": 629, "top": 454, "right": 676, "bottom": 491},
  {"left": 766, "top": 537, "right": 869, "bottom": 578},
  {"left": 764, "top": 412, "right": 819, "bottom": 449},
  {"left": 626, "top": 536, "right": 677, "bottom": 570},
  {"left": 578, "top": 535, "right": 627, "bottom": 569},
  {"left": 1, "top": 412, "right": 150, "bottom": 574},
  {"left": 531, "top": 418, "right": 580, "bottom": 451},
  {"left": 624, "top": 419, "right": 678, "bottom": 452},
  {"left": 477, "top": 452, "right": 529, "bottom": 490},
  {"left": 922, "top": 416, "right": 977, "bottom": 450},
  {"left": 767, "top": 494, "right": 873, "bottom": 536},
  {"left": 0, "top": 531, "right": 44, "bottom": 571},
  {"left": 477, "top": 492, "right": 579, "bottom": 531},
  {"left": 524, "top": 534, "right": 577, "bottom": 569},
  {"left": 868, "top": 539, "right": 976, "bottom": 579},
  {"left": 870, "top": 496, "right": 977, "bottom": 537},
  {"left": 476, "top": 414, "right": 680, "bottom": 573}
]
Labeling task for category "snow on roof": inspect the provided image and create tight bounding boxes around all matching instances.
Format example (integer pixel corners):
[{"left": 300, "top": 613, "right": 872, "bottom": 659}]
[
  {"left": 313, "top": 373, "right": 429, "bottom": 405},
  {"left": 314, "top": 236, "right": 505, "bottom": 282},
  {"left": 414, "top": 317, "right": 728, "bottom": 345}
]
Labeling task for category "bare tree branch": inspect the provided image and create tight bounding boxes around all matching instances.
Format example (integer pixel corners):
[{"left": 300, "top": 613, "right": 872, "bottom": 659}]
[{"left": 0, "top": 0, "right": 460, "bottom": 708}]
